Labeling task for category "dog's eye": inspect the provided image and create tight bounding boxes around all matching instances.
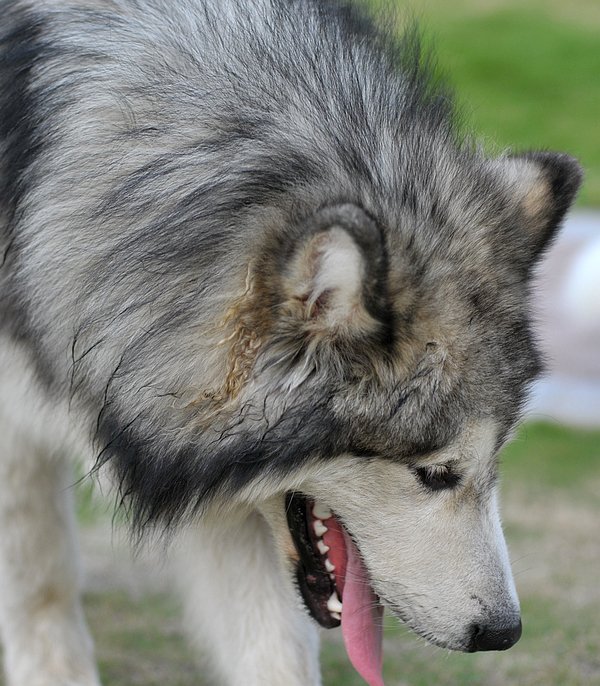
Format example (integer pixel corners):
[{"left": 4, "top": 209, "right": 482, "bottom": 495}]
[{"left": 414, "top": 463, "right": 461, "bottom": 492}]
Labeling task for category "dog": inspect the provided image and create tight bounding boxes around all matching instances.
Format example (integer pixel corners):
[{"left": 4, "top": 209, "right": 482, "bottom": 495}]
[{"left": 0, "top": 0, "right": 583, "bottom": 684}]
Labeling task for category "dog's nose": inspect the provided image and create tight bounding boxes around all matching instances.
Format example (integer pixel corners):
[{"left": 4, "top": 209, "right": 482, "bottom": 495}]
[{"left": 471, "top": 617, "right": 522, "bottom": 651}]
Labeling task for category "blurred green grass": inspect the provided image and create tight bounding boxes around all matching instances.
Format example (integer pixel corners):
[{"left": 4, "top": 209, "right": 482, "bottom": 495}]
[
  {"left": 85, "top": 592, "right": 199, "bottom": 686},
  {"left": 384, "top": 0, "right": 600, "bottom": 205},
  {"left": 501, "top": 421, "right": 600, "bottom": 495}
]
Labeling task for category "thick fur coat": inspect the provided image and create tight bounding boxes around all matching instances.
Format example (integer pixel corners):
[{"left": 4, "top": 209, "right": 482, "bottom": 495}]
[{"left": 0, "top": 0, "right": 582, "bottom": 684}]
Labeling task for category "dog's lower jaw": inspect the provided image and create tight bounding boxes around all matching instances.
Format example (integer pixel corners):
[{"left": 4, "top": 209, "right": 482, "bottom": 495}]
[{"left": 285, "top": 493, "right": 385, "bottom": 686}]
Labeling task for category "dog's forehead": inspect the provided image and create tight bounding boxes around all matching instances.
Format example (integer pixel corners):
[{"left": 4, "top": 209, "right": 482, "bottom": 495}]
[
  {"left": 385, "top": 271, "right": 538, "bottom": 449},
  {"left": 330, "top": 320, "right": 528, "bottom": 465}
]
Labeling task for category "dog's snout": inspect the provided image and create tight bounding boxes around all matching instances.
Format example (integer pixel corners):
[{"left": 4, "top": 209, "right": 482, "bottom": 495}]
[{"left": 470, "top": 617, "right": 522, "bottom": 652}]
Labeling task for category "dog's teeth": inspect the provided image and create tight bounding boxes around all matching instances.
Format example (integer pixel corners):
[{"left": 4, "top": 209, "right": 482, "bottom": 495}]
[
  {"left": 317, "top": 540, "right": 330, "bottom": 555},
  {"left": 330, "top": 611, "right": 341, "bottom": 621},
  {"left": 313, "top": 519, "right": 328, "bottom": 537},
  {"left": 324, "top": 558, "right": 335, "bottom": 572},
  {"left": 326, "top": 590, "right": 343, "bottom": 614},
  {"left": 312, "top": 501, "right": 332, "bottom": 520}
]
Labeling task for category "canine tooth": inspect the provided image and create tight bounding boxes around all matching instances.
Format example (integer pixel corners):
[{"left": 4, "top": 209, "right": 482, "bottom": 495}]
[
  {"left": 330, "top": 612, "right": 341, "bottom": 621},
  {"left": 312, "top": 501, "right": 332, "bottom": 520},
  {"left": 313, "top": 519, "right": 328, "bottom": 537},
  {"left": 324, "top": 558, "right": 335, "bottom": 572},
  {"left": 326, "top": 591, "right": 343, "bottom": 614},
  {"left": 317, "top": 540, "right": 330, "bottom": 555}
]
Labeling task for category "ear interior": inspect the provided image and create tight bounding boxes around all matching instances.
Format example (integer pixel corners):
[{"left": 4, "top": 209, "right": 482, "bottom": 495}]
[
  {"left": 506, "top": 152, "right": 584, "bottom": 261},
  {"left": 283, "top": 225, "right": 381, "bottom": 337}
]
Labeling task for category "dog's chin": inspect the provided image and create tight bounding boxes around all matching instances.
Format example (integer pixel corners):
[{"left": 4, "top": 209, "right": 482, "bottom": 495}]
[{"left": 394, "top": 620, "right": 475, "bottom": 653}]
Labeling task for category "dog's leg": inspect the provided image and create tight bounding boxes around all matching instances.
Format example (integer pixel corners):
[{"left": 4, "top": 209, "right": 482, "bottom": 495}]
[
  {"left": 175, "top": 509, "right": 321, "bottom": 686},
  {"left": 0, "top": 446, "right": 100, "bottom": 686},
  {"left": 0, "top": 360, "right": 100, "bottom": 685}
]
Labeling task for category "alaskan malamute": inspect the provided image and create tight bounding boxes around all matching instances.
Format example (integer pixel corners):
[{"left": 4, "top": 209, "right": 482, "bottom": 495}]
[{"left": 0, "top": 0, "right": 582, "bottom": 684}]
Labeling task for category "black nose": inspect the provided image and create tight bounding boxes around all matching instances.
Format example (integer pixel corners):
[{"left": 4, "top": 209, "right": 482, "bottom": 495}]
[{"left": 471, "top": 618, "right": 522, "bottom": 651}]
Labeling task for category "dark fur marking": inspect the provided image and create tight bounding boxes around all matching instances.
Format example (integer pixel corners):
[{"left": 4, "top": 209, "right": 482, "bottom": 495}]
[
  {"left": 0, "top": 12, "right": 46, "bottom": 229},
  {"left": 96, "top": 392, "right": 341, "bottom": 528},
  {"left": 0, "top": 11, "right": 46, "bottom": 341},
  {"left": 516, "top": 151, "right": 585, "bottom": 261}
]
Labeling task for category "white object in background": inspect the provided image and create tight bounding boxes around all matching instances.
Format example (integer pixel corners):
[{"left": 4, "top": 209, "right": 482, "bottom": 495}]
[{"left": 563, "top": 237, "right": 600, "bottom": 327}]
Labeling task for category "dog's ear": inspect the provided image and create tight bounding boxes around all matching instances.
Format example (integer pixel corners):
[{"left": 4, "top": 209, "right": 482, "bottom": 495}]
[
  {"left": 502, "top": 152, "right": 583, "bottom": 265},
  {"left": 280, "top": 204, "right": 391, "bottom": 340}
]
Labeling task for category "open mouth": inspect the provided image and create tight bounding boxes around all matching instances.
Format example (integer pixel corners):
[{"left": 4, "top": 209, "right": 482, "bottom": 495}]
[
  {"left": 285, "top": 492, "right": 342, "bottom": 627},
  {"left": 285, "top": 492, "right": 386, "bottom": 686}
]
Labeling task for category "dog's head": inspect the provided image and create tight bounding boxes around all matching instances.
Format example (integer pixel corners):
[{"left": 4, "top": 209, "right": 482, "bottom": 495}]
[
  {"left": 270, "top": 421, "right": 518, "bottom": 686},
  {"left": 99, "top": 143, "right": 581, "bottom": 685},
  {"left": 209, "top": 151, "right": 581, "bottom": 685}
]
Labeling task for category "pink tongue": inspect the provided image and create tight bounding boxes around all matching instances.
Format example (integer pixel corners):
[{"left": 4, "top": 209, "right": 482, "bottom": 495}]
[{"left": 323, "top": 518, "right": 385, "bottom": 686}]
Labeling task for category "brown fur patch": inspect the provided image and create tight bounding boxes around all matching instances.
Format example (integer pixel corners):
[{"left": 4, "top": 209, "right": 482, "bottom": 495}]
[
  {"left": 188, "top": 266, "right": 267, "bottom": 422},
  {"left": 521, "top": 176, "right": 551, "bottom": 224}
]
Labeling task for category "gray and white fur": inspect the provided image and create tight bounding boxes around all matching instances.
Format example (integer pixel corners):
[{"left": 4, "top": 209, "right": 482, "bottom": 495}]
[{"left": 0, "top": 0, "right": 583, "bottom": 684}]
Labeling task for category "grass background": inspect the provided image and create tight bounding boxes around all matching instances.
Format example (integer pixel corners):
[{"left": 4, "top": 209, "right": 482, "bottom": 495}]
[
  {"left": 381, "top": 0, "right": 600, "bottom": 206},
  {"left": 2, "top": 0, "right": 600, "bottom": 684}
]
